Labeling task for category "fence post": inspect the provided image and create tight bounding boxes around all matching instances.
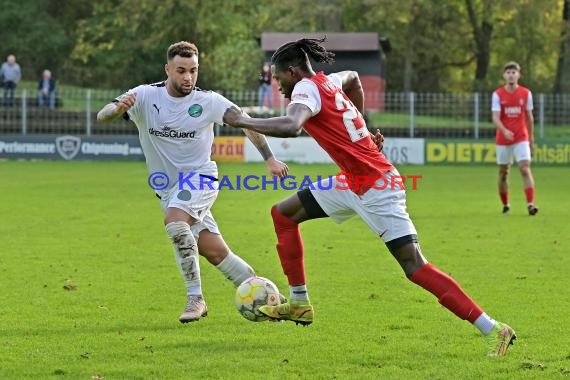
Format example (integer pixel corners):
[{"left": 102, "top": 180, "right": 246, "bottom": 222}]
[
  {"left": 21, "top": 88, "right": 27, "bottom": 135},
  {"left": 539, "top": 93, "right": 544, "bottom": 139},
  {"left": 86, "top": 89, "right": 92, "bottom": 136},
  {"left": 409, "top": 92, "right": 415, "bottom": 138},
  {"left": 474, "top": 92, "right": 480, "bottom": 139}
]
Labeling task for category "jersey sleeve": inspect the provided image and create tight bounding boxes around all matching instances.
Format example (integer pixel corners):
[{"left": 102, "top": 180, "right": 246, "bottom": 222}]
[
  {"left": 526, "top": 91, "right": 533, "bottom": 111},
  {"left": 491, "top": 91, "right": 501, "bottom": 112},
  {"left": 115, "top": 85, "right": 145, "bottom": 123},
  {"left": 211, "top": 92, "right": 238, "bottom": 125},
  {"left": 290, "top": 79, "right": 321, "bottom": 115}
]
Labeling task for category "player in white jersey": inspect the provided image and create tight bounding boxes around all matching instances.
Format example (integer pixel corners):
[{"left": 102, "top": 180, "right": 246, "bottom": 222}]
[{"left": 97, "top": 41, "right": 288, "bottom": 323}]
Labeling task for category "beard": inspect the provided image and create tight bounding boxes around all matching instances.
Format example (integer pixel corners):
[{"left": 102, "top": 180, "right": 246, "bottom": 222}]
[{"left": 172, "top": 81, "right": 193, "bottom": 96}]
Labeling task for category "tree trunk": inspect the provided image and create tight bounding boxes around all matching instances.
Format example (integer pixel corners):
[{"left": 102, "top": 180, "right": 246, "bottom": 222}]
[
  {"left": 403, "top": 1, "right": 420, "bottom": 92},
  {"left": 553, "top": 0, "right": 570, "bottom": 93},
  {"left": 466, "top": 0, "right": 494, "bottom": 91}
]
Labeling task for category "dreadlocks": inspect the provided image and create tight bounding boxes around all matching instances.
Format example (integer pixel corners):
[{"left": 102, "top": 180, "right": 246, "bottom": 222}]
[{"left": 271, "top": 37, "right": 335, "bottom": 71}]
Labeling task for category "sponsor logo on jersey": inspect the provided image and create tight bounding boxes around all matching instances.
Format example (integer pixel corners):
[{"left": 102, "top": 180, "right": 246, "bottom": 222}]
[
  {"left": 504, "top": 106, "right": 522, "bottom": 116},
  {"left": 188, "top": 104, "right": 203, "bottom": 117},
  {"left": 148, "top": 126, "right": 196, "bottom": 138}
]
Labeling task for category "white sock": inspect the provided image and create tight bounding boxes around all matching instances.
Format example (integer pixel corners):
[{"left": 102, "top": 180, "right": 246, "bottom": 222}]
[
  {"left": 166, "top": 222, "right": 202, "bottom": 296},
  {"left": 474, "top": 312, "right": 496, "bottom": 335},
  {"left": 216, "top": 251, "right": 255, "bottom": 287},
  {"left": 290, "top": 285, "right": 309, "bottom": 302}
]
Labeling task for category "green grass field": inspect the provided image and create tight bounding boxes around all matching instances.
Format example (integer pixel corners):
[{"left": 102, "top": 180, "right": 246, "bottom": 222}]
[{"left": 1, "top": 161, "right": 568, "bottom": 379}]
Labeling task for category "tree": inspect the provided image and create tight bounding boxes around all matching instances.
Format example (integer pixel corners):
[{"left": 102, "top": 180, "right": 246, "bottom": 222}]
[
  {"left": 70, "top": 0, "right": 268, "bottom": 90},
  {"left": 0, "top": 0, "right": 69, "bottom": 81},
  {"left": 343, "top": 0, "right": 475, "bottom": 92},
  {"left": 465, "top": 0, "right": 494, "bottom": 91},
  {"left": 554, "top": 0, "right": 570, "bottom": 93},
  {"left": 3, "top": 0, "right": 566, "bottom": 93}
]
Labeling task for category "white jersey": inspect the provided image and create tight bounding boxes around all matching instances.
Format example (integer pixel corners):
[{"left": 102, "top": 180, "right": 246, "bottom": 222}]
[{"left": 117, "top": 82, "right": 236, "bottom": 197}]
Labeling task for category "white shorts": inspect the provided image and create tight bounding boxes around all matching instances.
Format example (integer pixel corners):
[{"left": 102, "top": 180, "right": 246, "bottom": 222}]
[
  {"left": 160, "top": 175, "right": 220, "bottom": 237},
  {"left": 309, "top": 170, "right": 417, "bottom": 243},
  {"left": 496, "top": 141, "right": 531, "bottom": 165}
]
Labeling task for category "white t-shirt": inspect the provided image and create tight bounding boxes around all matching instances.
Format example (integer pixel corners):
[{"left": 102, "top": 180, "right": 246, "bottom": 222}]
[
  {"left": 117, "top": 82, "right": 236, "bottom": 197},
  {"left": 289, "top": 73, "right": 342, "bottom": 115}
]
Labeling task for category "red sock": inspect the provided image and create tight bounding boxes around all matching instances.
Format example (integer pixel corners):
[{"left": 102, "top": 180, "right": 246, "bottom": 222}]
[
  {"left": 271, "top": 205, "right": 306, "bottom": 285},
  {"left": 524, "top": 187, "right": 534, "bottom": 204},
  {"left": 499, "top": 191, "right": 509, "bottom": 206},
  {"left": 410, "top": 263, "right": 483, "bottom": 323}
]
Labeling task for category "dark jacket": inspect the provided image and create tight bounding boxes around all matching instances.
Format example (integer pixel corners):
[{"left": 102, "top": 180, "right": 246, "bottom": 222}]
[{"left": 38, "top": 77, "right": 56, "bottom": 92}]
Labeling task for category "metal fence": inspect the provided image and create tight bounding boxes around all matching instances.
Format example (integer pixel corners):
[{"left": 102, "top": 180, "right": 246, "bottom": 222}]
[
  {"left": 1, "top": 88, "right": 568, "bottom": 138},
  {"left": 380, "top": 92, "right": 570, "bottom": 139}
]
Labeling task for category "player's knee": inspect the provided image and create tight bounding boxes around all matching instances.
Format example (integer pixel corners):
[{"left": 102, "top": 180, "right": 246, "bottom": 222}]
[
  {"left": 519, "top": 163, "right": 531, "bottom": 175},
  {"left": 386, "top": 237, "right": 425, "bottom": 277},
  {"left": 499, "top": 166, "right": 509, "bottom": 176},
  {"left": 271, "top": 204, "right": 297, "bottom": 227}
]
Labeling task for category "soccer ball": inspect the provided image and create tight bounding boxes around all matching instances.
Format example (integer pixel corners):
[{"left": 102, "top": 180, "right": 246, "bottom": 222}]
[{"left": 235, "top": 276, "right": 281, "bottom": 322}]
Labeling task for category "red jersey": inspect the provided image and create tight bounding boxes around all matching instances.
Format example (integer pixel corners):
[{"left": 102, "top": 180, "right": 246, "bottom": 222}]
[
  {"left": 290, "top": 72, "right": 393, "bottom": 195},
  {"left": 492, "top": 85, "right": 533, "bottom": 145}
]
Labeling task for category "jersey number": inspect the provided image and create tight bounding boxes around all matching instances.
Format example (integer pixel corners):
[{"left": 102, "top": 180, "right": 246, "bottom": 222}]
[{"left": 335, "top": 92, "right": 367, "bottom": 142}]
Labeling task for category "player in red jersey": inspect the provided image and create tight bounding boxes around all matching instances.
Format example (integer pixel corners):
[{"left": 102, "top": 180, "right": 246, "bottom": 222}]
[
  {"left": 492, "top": 61, "right": 538, "bottom": 215},
  {"left": 223, "top": 37, "right": 515, "bottom": 356}
]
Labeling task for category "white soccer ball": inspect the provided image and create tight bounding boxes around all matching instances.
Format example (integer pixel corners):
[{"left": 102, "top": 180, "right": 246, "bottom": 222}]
[{"left": 235, "top": 276, "right": 281, "bottom": 322}]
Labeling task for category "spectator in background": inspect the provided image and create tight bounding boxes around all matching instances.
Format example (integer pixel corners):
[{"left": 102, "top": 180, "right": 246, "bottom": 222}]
[
  {"left": 38, "top": 70, "right": 56, "bottom": 110},
  {"left": 1, "top": 54, "right": 22, "bottom": 107},
  {"left": 258, "top": 62, "right": 273, "bottom": 113}
]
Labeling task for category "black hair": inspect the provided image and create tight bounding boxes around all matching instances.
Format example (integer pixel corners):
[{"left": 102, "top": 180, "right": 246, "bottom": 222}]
[{"left": 271, "top": 36, "right": 335, "bottom": 71}]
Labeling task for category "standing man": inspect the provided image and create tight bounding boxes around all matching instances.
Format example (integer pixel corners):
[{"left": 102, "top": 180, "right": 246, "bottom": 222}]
[
  {"left": 223, "top": 37, "right": 516, "bottom": 356},
  {"left": 1, "top": 54, "right": 22, "bottom": 107},
  {"left": 258, "top": 62, "right": 273, "bottom": 113},
  {"left": 492, "top": 61, "right": 538, "bottom": 215},
  {"left": 97, "top": 41, "right": 288, "bottom": 323}
]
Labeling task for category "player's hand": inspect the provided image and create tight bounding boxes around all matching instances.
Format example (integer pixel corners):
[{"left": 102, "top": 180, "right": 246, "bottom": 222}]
[
  {"left": 223, "top": 106, "right": 243, "bottom": 128},
  {"left": 116, "top": 92, "right": 136, "bottom": 114},
  {"left": 529, "top": 139, "right": 535, "bottom": 156},
  {"left": 502, "top": 129, "right": 514, "bottom": 141},
  {"left": 372, "top": 129, "right": 384, "bottom": 152},
  {"left": 265, "top": 157, "right": 288, "bottom": 179}
]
